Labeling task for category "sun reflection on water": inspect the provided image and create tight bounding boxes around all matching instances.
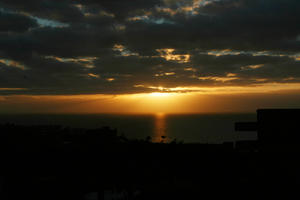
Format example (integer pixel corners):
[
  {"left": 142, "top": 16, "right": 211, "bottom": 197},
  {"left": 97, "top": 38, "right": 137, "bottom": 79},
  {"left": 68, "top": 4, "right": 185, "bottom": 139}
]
[{"left": 153, "top": 113, "right": 167, "bottom": 143}]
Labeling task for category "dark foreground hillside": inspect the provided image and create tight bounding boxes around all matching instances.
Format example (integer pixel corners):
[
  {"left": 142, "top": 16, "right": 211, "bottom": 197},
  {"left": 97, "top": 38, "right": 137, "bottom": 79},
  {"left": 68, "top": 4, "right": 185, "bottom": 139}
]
[{"left": 0, "top": 116, "right": 300, "bottom": 199}]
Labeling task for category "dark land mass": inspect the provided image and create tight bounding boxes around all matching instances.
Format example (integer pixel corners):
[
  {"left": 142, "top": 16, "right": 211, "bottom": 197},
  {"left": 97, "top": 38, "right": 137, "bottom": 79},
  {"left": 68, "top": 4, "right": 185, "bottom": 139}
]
[{"left": 1, "top": 109, "right": 300, "bottom": 199}]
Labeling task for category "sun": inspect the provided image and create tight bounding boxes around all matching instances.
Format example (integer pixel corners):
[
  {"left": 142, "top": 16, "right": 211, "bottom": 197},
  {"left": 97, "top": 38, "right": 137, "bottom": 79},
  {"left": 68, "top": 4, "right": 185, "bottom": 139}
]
[
  {"left": 149, "top": 92, "right": 172, "bottom": 97},
  {"left": 111, "top": 92, "right": 185, "bottom": 114}
]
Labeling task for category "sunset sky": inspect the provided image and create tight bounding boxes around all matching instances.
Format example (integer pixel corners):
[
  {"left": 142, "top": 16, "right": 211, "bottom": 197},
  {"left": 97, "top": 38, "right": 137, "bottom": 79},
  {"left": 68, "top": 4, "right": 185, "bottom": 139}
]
[{"left": 1, "top": 0, "right": 300, "bottom": 114}]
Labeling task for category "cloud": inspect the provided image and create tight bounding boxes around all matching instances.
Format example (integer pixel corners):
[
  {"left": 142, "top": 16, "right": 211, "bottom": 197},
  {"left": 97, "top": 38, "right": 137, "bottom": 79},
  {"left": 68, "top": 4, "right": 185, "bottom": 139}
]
[
  {"left": 0, "top": 9, "right": 38, "bottom": 32},
  {"left": 0, "top": 0, "right": 83, "bottom": 23},
  {"left": 0, "top": 0, "right": 299, "bottom": 95}
]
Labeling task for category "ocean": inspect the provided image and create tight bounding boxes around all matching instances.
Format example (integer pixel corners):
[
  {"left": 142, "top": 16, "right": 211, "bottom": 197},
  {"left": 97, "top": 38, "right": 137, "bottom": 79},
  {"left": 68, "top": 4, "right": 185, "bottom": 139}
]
[{"left": 0, "top": 113, "right": 257, "bottom": 143}]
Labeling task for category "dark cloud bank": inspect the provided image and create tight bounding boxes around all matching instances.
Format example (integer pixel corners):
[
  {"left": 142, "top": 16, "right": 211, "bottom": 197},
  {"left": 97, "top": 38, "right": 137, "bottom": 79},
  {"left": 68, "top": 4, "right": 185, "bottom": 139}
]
[{"left": 0, "top": 0, "right": 299, "bottom": 95}]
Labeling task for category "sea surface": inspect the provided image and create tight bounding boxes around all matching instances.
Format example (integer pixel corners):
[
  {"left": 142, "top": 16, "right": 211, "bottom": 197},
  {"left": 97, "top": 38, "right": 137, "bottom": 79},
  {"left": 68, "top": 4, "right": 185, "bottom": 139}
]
[{"left": 0, "top": 113, "right": 257, "bottom": 143}]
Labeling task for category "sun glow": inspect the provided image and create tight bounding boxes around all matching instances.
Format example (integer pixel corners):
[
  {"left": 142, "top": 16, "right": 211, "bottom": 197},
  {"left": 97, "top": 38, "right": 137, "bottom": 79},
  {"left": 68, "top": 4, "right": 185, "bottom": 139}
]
[
  {"left": 4, "top": 82, "right": 300, "bottom": 114},
  {"left": 119, "top": 92, "right": 188, "bottom": 114},
  {"left": 149, "top": 92, "right": 172, "bottom": 97}
]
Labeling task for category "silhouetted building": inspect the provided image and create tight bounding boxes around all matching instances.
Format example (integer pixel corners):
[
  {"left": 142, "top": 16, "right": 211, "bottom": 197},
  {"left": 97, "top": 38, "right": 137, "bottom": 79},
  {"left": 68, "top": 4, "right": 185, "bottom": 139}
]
[
  {"left": 235, "top": 140, "right": 258, "bottom": 152},
  {"left": 236, "top": 109, "right": 300, "bottom": 152}
]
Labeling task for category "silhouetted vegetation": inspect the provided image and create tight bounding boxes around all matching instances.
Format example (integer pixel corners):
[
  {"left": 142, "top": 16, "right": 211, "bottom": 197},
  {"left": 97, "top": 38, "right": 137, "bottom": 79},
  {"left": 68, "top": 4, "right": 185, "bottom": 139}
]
[{"left": 1, "top": 109, "right": 300, "bottom": 199}]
